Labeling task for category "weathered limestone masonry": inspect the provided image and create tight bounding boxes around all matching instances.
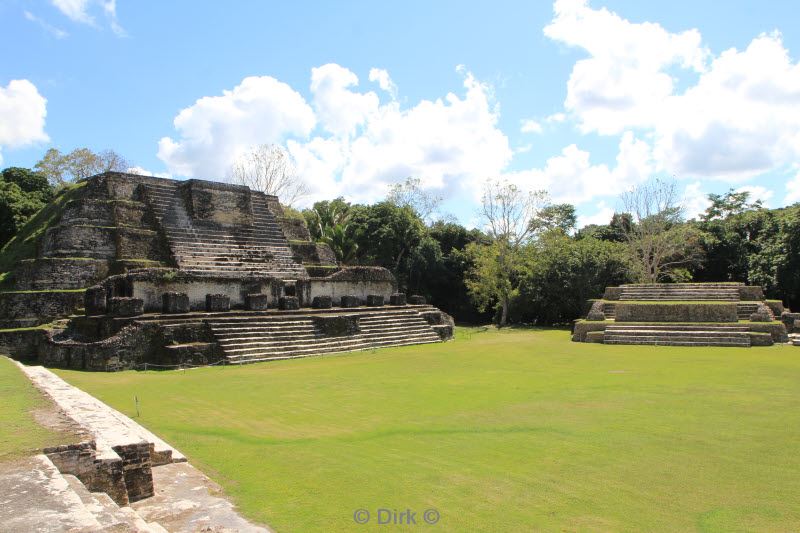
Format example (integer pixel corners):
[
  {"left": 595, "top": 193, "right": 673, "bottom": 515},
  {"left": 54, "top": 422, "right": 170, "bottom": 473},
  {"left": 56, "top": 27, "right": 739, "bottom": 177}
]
[
  {"left": 0, "top": 172, "right": 454, "bottom": 370},
  {"left": 9, "top": 360, "right": 269, "bottom": 532},
  {"left": 573, "top": 282, "right": 791, "bottom": 347}
]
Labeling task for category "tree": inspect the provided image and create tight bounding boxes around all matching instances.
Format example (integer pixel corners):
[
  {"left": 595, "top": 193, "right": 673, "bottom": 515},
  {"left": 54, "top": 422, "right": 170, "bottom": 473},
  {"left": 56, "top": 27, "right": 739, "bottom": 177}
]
[
  {"left": 702, "top": 189, "right": 763, "bottom": 222},
  {"left": 694, "top": 202, "right": 800, "bottom": 309},
  {"left": 304, "top": 198, "right": 351, "bottom": 241},
  {"left": 386, "top": 176, "right": 443, "bottom": 222},
  {"left": 349, "top": 202, "right": 427, "bottom": 287},
  {"left": 424, "top": 221, "right": 492, "bottom": 323},
  {"left": 619, "top": 179, "right": 704, "bottom": 282},
  {"left": 466, "top": 180, "right": 549, "bottom": 326},
  {"left": 320, "top": 223, "right": 359, "bottom": 265},
  {"left": 302, "top": 198, "right": 359, "bottom": 264},
  {"left": 2, "top": 167, "right": 51, "bottom": 195},
  {"left": 0, "top": 167, "right": 53, "bottom": 247},
  {"left": 228, "top": 144, "right": 308, "bottom": 206},
  {"left": 513, "top": 233, "right": 632, "bottom": 325},
  {"left": 530, "top": 203, "right": 577, "bottom": 235},
  {"left": 34, "top": 147, "right": 129, "bottom": 186},
  {"left": 481, "top": 180, "right": 548, "bottom": 246}
]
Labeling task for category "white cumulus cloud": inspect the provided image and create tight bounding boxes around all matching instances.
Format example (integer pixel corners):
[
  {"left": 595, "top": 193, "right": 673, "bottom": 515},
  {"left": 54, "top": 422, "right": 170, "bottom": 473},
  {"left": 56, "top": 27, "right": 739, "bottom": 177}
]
[
  {"left": 735, "top": 185, "right": 774, "bottom": 207},
  {"left": 520, "top": 119, "right": 543, "bottom": 134},
  {"left": 158, "top": 65, "right": 512, "bottom": 206},
  {"left": 545, "top": 0, "right": 708, "bottom": 136},
  {"left": 368, "top": 68, "right": 398, "bottom": 99},
  {"left": 544, "top": 0, "right": 800, "bottom": 187},
  {"left": 682, "top": 181, "right": 711, "bottom": 220},
  {"left": 577, "top": 201, "right": 614, "bottom": 228},
  {"left": 503, "top": 131, "right": 653, "bottom": 206},
  {"left": 0, "top": 79, "right": 49, "bottom": 165},
  {"left": 311, "top": 64, "right": 380, "bottom": 138},
  {"left": 157, "top": 75, "right": 316, "bottom": 178},
  {"left": 787, "top": 170, "right": 800, "bottom": 205}
]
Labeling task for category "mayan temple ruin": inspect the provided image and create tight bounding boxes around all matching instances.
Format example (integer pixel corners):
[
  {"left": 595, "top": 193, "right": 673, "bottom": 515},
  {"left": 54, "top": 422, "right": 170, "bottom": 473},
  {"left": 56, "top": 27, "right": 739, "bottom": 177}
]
[
  {"left": 0, "top": 172, "right": 455, "bottom": 371},
  {"left": 574, "top": 282, "right": 799, "bottom": 346}
]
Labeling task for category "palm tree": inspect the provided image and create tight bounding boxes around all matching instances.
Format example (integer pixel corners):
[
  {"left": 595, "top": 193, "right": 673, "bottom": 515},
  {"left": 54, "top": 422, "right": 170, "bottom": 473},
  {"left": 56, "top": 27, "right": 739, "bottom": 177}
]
[{"left": 309, "top": 199, "right": 359, "bottom": 264}]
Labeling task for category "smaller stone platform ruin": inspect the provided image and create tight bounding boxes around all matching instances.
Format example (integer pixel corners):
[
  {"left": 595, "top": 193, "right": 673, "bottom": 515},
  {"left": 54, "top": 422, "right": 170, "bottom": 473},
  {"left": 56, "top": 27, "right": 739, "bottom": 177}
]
[
  {"left": 573, "top": 282, "right": 793, "bottom": 347},
  {"left": 0, "top": 172, "right": 454, "bottom": 370}
]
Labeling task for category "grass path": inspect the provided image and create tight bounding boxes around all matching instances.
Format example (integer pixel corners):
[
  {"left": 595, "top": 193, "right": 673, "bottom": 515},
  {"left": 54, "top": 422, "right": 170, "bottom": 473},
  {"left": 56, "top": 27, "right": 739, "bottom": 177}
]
[
  {"left": 55, "top": 328, "right": 800, "bottom": 532},
  {"left": 0, "top": 356, "right": 76, "bottom": 462}
]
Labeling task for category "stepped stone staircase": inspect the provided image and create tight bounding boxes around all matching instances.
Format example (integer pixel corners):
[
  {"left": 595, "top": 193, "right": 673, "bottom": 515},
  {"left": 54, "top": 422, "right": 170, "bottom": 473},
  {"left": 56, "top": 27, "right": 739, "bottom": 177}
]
[
  {"left": 604, "top": 324, "right": 751, "bottom": 347},
  {"left": 131, "top": 305, "right": 449, "bottom": 365},
  {"left": 141, "top": 180, "right": 307, "bottom": 279},
  {"left": 602, "top": 301, "right": 759, "bottom": 320},
  {"left": 619, "top": 283, "right": 741, "bottom": 301},
  {"left": 209, "top": 306, "right": 443, "bottom": 364},
  {"left": 575, "top": 282, "right": 790, "bottom": 347}
]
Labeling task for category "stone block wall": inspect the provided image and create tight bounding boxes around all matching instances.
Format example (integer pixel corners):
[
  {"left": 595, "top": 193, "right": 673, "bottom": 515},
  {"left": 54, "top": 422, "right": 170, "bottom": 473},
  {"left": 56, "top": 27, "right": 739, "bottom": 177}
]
[
  {"left": 112, "top": 442, "right": 154, "bottom": 502},
  {"left": 0, "top": 290, "right": 85, "bottom": 328},
  {"left": 279, "top": 217, "right": 312, "bottom": 241},
  {"left": 45, "top": 441, "right": 130, "bottom": 506},
  {"left": 307, "top": 267, "right": 396, "bottom": 306},
  {"left": 313, "top": 314, "right": 360, "bottom": 336},
  {"left": 14, "top": 258, "right": 109, "bottom": 290},
  {"left": 181, "top": 179, "right": 253, "bottom": 227},
  {"left": 43, "top": 225, "right": 117, "bottom": 259},
  {"left": 116, "top": 228, "right": 168, "bottom": 261},
  {"left": 289, "top": 241, "right": 338, "bottom": 267},
  {"left": 129, "top": 273, "right": 282, "bottom": 312},
  {"left": 739, "top": 285, "right": 765, "bottom": 300},
  {"left": 614, "top": 302, "right": 739, "bottom": 322}
]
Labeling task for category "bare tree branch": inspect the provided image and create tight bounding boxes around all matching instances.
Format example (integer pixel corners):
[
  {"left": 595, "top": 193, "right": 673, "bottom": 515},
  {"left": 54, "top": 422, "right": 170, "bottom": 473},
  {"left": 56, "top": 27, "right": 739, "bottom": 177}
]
[
  {"left": 480, "top": 179, "right": 549, "bottom": 248},
  {"left": 619, "top": 178, "right": 703, "bottom": 282},
  {"left": 228, "top": 144, "right": 308, "bottom": 206}
]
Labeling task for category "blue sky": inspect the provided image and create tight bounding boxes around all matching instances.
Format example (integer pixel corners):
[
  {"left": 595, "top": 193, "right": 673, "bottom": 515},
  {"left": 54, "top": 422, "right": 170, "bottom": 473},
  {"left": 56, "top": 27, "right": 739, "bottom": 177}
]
[{"left": 2, "top": 0, "right": 800, "bottom": 226}]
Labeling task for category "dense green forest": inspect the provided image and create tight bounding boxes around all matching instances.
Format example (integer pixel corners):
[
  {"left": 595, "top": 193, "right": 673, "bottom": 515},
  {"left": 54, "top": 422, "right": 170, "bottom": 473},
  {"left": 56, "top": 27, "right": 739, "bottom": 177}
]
[
  {"left": 1, "top": 164, "right": 797, "bottom": 325},
  {"left": 298, "top": 182, "right": 800, "bottom": 325}
]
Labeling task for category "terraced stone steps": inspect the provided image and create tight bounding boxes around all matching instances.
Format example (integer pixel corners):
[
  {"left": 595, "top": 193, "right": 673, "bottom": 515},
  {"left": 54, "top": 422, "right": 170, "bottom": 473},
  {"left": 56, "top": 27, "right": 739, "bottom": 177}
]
[
  {"left": 141, "top": 182, "right": 307, "bottom": 279},
  {"left": 206, "top": 307, "right": 444, "bottom": 364},
  {"left": 737, "top": 302, "right": 761, "bottom": 319},
  {"left": 132, "top": 304, "right": 437, "bottom": 323},
  {"left": 620, "top": 291, "right": 740, "bottom": 301},
  {"left": 619, "top": 283, "right": 742, "bottom": 301},
  {"left": 604, "top": 324, "right": 751, "bottom": 346}
]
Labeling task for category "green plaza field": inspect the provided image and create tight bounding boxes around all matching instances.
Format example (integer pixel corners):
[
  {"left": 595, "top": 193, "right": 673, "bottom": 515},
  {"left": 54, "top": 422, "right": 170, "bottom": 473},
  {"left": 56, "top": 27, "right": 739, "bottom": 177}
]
[{"left": 53, "top": 328, "right": 800, "bottom": 532}]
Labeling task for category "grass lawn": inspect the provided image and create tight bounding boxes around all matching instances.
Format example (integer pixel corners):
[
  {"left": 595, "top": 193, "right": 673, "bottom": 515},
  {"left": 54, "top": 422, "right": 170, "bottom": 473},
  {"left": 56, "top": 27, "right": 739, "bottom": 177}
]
[
  {"left": 54, "top": 328, "right": 800, "bottom": 532},
  {"left": 0, "top": 356, "right": 75, "bottom": 462}
]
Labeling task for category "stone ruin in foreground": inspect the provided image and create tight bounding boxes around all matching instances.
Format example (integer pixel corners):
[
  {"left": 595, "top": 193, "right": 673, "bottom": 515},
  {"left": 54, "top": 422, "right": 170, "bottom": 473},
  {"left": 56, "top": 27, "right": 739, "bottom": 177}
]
[
  {"left": 0, "top": 172, "right": 454, "bottom": 370},
  {"left": 574, "top": 282, "right": 800, "bottom": 347}
]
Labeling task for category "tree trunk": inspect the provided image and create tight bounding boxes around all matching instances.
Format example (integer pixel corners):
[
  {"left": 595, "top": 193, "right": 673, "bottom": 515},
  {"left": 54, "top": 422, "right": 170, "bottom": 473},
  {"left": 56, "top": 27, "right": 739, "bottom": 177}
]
[{"left": 499, "top": 297, "right": 509, "bottom": 328}]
